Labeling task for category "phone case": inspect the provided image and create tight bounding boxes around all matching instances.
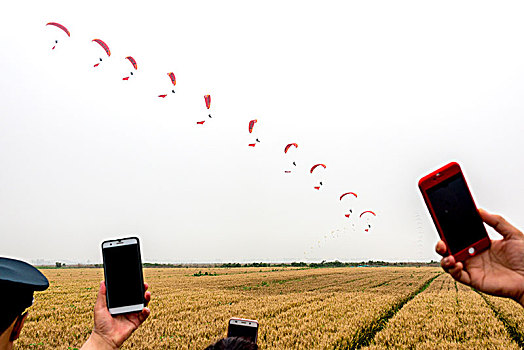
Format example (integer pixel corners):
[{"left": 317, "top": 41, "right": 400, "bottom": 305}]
[{"left": 418, "top": 162, "right": 490, "bottom": 261}]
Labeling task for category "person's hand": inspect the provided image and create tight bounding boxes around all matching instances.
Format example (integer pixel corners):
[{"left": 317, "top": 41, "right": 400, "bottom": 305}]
[
  {"left": 436, "top": 209, "right": 524, "bottom": 306},
  {"left": 81, "top": 281, "right": 151, "bottom": 350}
]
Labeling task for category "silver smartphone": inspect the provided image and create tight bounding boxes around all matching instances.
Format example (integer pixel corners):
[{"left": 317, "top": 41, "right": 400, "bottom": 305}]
[
  {"left": 101, "top": 237, "right": 145, "bottom": 315},
  {"left": 227, "top": 318, "right": 259, "bottom": 343}
]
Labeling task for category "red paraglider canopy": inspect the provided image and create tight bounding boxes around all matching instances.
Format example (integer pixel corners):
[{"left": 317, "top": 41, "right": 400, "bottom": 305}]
[
  {"left": 340, "top": 192, "right": 358, "bottom": 200},
  {"left": 284, "top": 143, "right": 298, "bottom": 154},
  {"left": 360, "top": 210, "right": 376, "bottom": 218},
  {"left": 125, "top": 56, "right": 137, "bottom": 70},
  {"left": 204, "top": 95, "right": 211, "bottom": 109},
  {"left": 168, "top": 72, "right": 176, "bottom": 86},
  {"left": 92, "top": 39, "right": 111, "bottom": 56},
  {"left": 310, "top": 164, "right": 326, "bottom": 174},
  {"left": 46, "top": 22, "right": 70, "bottom": 37},
  {"left": 249, "top": 119, "right": 257, "bottom": 133}
]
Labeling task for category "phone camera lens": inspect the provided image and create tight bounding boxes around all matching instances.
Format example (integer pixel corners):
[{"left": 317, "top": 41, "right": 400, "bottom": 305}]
[{"left": 436, "top": 173, "right": 441, "bottom": 177}]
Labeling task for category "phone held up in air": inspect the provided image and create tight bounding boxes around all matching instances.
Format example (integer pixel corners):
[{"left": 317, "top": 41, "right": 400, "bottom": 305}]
[
  {"left": 418, "top": 162, "right": 490, "bottom": 261},
  {"left": 227, "top": 318, "right": 259, "bottom": 344},
  {"left": 101, "top": 237, "right": 145, "bottom": 315}
]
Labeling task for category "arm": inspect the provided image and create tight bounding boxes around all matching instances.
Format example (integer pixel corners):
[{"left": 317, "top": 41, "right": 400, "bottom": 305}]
[
  {"left": 81, "top": 281, "right": 151, "bottom": 349},
  {"left": 436, "top": 208, "right": 524, "bottom": 306}
]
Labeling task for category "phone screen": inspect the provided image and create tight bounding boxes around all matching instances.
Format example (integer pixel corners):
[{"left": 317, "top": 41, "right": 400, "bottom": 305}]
[
  {"left": 426, "top": 173, "right": 488, "bottom": 254},
  {"left": 103, "top": 243, "right": 143, "bottom": 309},
  {"left": 228, "top": 324, "right": 258, "bottom": 343}
]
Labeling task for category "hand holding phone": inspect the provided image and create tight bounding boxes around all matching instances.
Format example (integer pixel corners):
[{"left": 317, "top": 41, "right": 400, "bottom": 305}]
[
  {"left": 84, "top": 280, "right": 151, "bottom": 349},
  {"left": 419, "top": 162, "right": 490, "bottom": 261},
  {"left": 435, "top": 209, "right": 524, "bottom": 306},
  {"left": 102, "top": 237, "right": 145, "bottom": 315}
]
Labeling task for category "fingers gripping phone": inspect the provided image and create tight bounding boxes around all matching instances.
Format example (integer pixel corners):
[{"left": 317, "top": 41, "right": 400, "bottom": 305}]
[
  {"left": 101, "top": 237, "right": 145, "bottom": 315},
  {"left": 227, "top": 318, "right": 259, "bottom": 343},
  {"left": 419, "top": 162, "right": 490, "bottom": 261}
]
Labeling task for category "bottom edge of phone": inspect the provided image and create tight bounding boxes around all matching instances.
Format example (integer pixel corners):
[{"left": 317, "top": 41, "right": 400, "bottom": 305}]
[{"left": 109, "top": 304, "right": 144, "bottom": 315}]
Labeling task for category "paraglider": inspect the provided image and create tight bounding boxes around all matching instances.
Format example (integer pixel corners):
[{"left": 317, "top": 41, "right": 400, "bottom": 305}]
[
  {"left": 284, "top": 143, "right": 298, "bottom": 173},
  {"left": 204, "top": 95, "right": 212, "bottom": 119},
  {"left": 310, "top": 164, "right": 326, "bottom": 190},
  {"left": 158, "top": 73, "right": 176, "bottom": 98},
  {"left": 92, "top": 39, "right": 110, "bottom": 67},
  {"left": 158, "top": 72, "right": 176, "bottom": 96},
  {"left": 168, "top": 72, "right": 176, "bottom": 93},
  {"left": 340, "top": 192, "right": 358, "bottom": 218},
  {"left": 123, "top": 56, "right": 137, "bottom": 80},
  {"left": 46, "top": 22, "right": 70, "bottom": 50},
  {"left": 360, "top": 211, "right": 377, "bottom": 233},
  {"left": 248, "top": 120, "right": 259, "bottom": 147}
]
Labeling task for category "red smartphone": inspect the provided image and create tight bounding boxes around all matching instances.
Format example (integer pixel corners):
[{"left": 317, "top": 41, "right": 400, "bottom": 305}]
[{"left": 418, "top": 162, "right": 490, "bottom": 261}]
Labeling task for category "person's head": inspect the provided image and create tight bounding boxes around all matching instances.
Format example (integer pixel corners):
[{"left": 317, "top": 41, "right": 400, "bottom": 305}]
[
  {"left": 0, "top": 258, "right": 49, "bottom": 349},
  {"left": 204, "top": 337, "right": 258, "bottom": 350}
]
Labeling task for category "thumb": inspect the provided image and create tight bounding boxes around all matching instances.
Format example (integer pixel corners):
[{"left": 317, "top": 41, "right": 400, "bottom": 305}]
[
  {"left": 95, "top": 281, "right": 108, "bottom": 311},
  {"left": 479, "top": 209, "right": 522, "bottom": 240}
]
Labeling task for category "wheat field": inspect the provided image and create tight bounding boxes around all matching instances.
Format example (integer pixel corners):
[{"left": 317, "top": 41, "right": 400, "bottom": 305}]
[{"left": 17, "top": 267, "right": 524, "bottom": 349}]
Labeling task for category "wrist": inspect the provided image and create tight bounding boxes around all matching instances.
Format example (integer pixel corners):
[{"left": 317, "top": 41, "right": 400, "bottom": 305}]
[
  {"left": 518, "top": 293, "right": 524, "bottom": 308},
  {"left": 81, "top": 331, "right": 119, "bottom": 350}
]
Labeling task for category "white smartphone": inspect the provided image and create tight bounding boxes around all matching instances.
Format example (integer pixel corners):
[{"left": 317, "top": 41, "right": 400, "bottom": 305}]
[
  {"left": 101, "top": 237, "right": 145, "bottom": 315},
  {"left": 227, "top": 318, "right": 259, "bottom": 343}
]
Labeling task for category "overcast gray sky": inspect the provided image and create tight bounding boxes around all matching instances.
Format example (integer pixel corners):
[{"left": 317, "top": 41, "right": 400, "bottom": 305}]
[{"left": 2, "top": 1, "right": 524, "bottom": 264}]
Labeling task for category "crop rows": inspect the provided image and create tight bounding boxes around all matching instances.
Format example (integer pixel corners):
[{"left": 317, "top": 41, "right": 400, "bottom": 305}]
[
  {"left": 18, "top": 267, "right": 438, "bottom": 349},
  {"left": 482, "top": 293, "right": 524, "bottom": 347},
  {"left": 19, "top": 268, "right": 522, "bottom": 349},
  {"left": 363, "top": 274, "right": 519, "bottom": 349}
]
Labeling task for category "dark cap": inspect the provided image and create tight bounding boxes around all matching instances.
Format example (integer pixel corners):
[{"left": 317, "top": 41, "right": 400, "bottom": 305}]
[
  {"left": 0, "top": 257, "right": 49, "bottom": 291},
  {"left": 0, "top": 258, "right": 49, "bottom": 334}
]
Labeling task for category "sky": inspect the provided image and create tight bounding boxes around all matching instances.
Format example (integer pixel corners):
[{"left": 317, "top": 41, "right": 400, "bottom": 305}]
[{"left": 1, "top": 1, "right": 524, "bottom": 264}]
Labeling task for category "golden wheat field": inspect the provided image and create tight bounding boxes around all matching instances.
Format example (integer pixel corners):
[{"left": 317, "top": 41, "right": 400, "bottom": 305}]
[{"left": 17, "top": 267, "right": 524, "bottom": 349}]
